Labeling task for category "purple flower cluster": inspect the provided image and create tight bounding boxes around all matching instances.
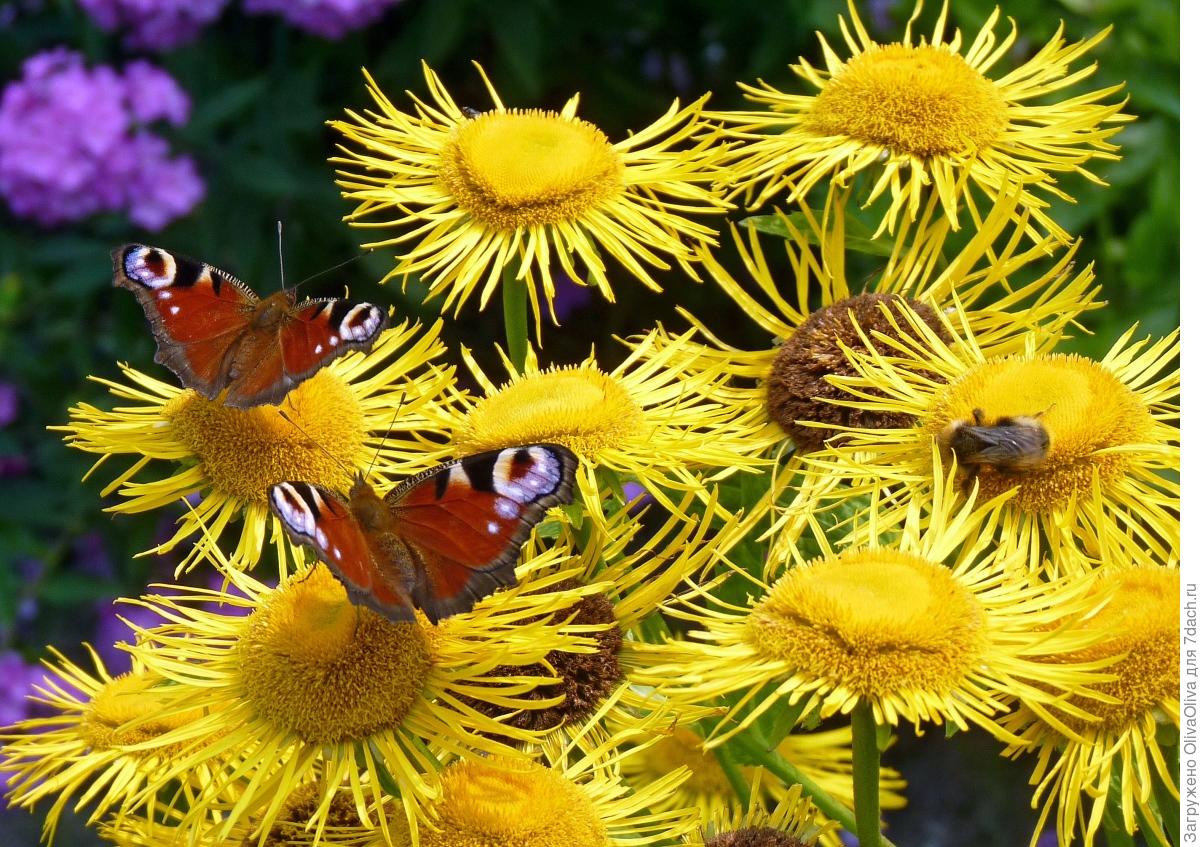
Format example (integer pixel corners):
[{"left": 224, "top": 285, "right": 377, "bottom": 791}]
[
  {"left": 243, "top": 0, "right": 402, "bottom": 38},
  {"left": 0, "top": 49, "right": 204, "bottom": 230},
  {"left": 78, "top": 0, "right": 231, "bottom": 51},
  {"left": 0, "top": 652, "right": 43, "bottom": 727}
]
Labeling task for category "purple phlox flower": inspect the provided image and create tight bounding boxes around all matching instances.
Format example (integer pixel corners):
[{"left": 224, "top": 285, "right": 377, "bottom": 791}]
[
  {"left": 72, "top": 532, "right": 114, "bottom": 580},
  {"left": 78, "top": 0, "right": 230, "bottom": 51},
  {"left": 243, "top": 0, "right": 403, "bottom": 39},
  {"left": 539, "top": 275, "right": 594, "bottom": 324},
  {"left": 0, "top": 652, "right": 45, "bottom": 727},
  {"left": 93, "top": 598, "right": 163, "bottom": 674},
  {"left": 0, "top": 48, "right": 204, "bottom": 230},
  {"left": 621, "top": 481, "right": 651, "bottom": 514}
]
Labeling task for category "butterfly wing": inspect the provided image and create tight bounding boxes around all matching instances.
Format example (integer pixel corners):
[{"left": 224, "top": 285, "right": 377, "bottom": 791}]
[
  {"left": 113, "top": 245, "right": 257, "bottom": 400},
  {"left": 386, "top": 445, "right": 578, "bottom": 622},
  {"left": 268, "top": 481, "right": 417, "bottom": 621},
  {"left": 221, "top": 298, "right": 387, "bottom": 409}
]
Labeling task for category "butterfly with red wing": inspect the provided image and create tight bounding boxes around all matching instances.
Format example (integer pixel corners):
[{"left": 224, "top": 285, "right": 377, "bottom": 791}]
[
  {"left": 268, "top": 444, "right": 578, "bottom": 623},
  {"left": 113, "top": 244, "right": 386, "bottom": 409}
]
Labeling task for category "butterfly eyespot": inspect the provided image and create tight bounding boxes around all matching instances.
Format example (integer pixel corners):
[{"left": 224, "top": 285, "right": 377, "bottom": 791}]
[{"left": 124, "top": 245, "right": 176, "bottom": 289}]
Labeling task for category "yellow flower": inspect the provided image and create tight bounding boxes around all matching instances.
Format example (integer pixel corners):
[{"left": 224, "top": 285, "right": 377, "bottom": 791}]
[
  {"left": 999, "top": 564, "right": 1179, "bottom": 847},
  {"left": 714, "top": 0, "right": 1130, "bottom": 241},
  {"left": 621, "top": 725, "right": 905, "bottom": 847},
  {"left": 331, "top": 62, "right": 728, "bottom": 327},
  {"left": 641, "top": 186, "right": 1099, "bottom": 458},
  {"left": 638, "top": 470, "right": 1115, "bottom": 746},
  {"left": 680, "top": 776, "right": 827, "bottom": 847},
  {"left": 97, "top": 781, "right": 364, "bottom": 846},
  {"left": 0, "top": 649, "right": 232, "bottom": 842},
  {"left": 89, "top": 540, "right": 605, "bottom": 845},
  {"left": 57, "top": 321, "right": 454, "bottom": 571},
  {"left": 455, "top": 493, "right": 745, "bottom": 756},
  {"left": 425, "top": 327, "right": 769, "bottom": 522},
  {"left": 809, "top": 317, "right": 1179, "bottom": 570},
  {"left": 371, "top": 752, "right": 696, "bottom": 847}
]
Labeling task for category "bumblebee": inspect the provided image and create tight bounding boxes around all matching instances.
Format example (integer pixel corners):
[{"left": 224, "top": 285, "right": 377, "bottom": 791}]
[{"left": 938, "top": 408, "right": 1050, "bottom": 481}]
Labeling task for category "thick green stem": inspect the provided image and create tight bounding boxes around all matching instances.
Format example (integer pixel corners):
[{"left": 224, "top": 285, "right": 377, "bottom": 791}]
[
  {"left": 712, "top": 743, "right": 752, "bottom": 811},
  {"left": 502, "top": 263, "right": 529, "bottom": 374},
  {"left": 851, "top": 701, "right": 883, "bottom": 847}
]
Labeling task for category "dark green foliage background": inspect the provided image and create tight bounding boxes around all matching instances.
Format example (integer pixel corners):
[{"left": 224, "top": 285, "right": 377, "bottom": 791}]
[{"left": 0, "top": 1, "right": 1178, "bottom": 845}]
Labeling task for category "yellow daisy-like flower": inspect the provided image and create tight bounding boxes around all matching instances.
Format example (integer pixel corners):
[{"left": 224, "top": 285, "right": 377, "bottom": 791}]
[
  {"left": 638, "top": 469, "right": 1113, "bottom": 745},
  {"left": 331, "top": 62, "right": 728, "bottom": 324},
  {"left": 97, "top": 780, "right": 364, "bottom": 847},
  {"left": 94, "top": 540, "right": 606, "bottom": 845},
  {"left": 643, "top": 185, "right": 1100, "bottom": 458},
  {"left": 1000, "top": 563, "right": 1179, "bottom": 847},
  {"left": 57, "top": 321, "right": 454, "bottom": 572},
  {"left": 322, "top": 726, "right": 698, "bottom": 847},
  {"left": 379, "top": 756, "right": 694, "bottom": 847},
  {"left": 715, "top": 0, "right": 1130, "bottom": 240},
  {"left": 621, "top": 725, "right": 905, "bottom": 847},
  {"left": 425, "top": 327, "right": 769, "bottom": 522},
  {"left": 680, "top": 777, "right": 827, "bottom": 847},
  {"left": 456, "top": 493, "right": 744, "bottom": 756},
  {"left": 810, "top": 316, "right": 1179, "bottom": 569},
  {"left": 0, "top": 648, "right": 232, "bottom": 842}
]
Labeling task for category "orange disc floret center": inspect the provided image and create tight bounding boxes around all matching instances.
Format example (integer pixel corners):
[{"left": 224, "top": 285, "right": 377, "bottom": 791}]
[
  {"left": 165, "top": 370, "right": 364, "bottom": 502},
  {"left": 925, "top": 354, "right": 1156, "bottom": 512},
  {"left": 455, "top": 366, "right": 645, "bottom": 459},
  {"left": 747, "top": 550, "right": 987, "bottom": 699},
  {"left": 236, "top": 567, "right": 433, "bottom": 743},
  {"left": 80, "top": 672, "right": 203, "bottom": 750},
  {"left": 442, "top": 110, "right": 623, "bottom": 230},
  {"left": 808, "top": 44, "right": 1006, "bottom": 157},
  {"left": 394, "top": 758, "right": 607, "bottom": 847},
  {"left": 1046, "top": 568, "right": 1179, "bottom": 734}
]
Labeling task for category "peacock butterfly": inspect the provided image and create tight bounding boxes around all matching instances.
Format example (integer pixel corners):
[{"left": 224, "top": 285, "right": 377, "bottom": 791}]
[
  {"left": 268, "top": 445, "right": 578, "bottom": 623},
  {"left": 113, "top": 244, "right": 386, "bottom": 409}
]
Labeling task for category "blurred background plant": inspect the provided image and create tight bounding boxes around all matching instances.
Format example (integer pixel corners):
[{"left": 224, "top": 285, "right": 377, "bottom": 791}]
[{"left": 0, "top": 0, "right": 1178, "bottom": 845}]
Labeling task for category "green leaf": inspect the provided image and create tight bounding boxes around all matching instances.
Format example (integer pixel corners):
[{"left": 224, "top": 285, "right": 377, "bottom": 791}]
[{"left": 740, "top": 212, "right": 895, "bottom": 257}]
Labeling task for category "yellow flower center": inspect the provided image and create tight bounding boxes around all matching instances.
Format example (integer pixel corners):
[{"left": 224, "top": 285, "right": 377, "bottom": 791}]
[
  {"left": 926, "top": 354, "right": 1155, "bottom": 512},
  {"left": 747, "top": 550, "right": 987, "bottom": 699},
  {"left": 392, "top": 758, "right": 607, "bottom": 847},
  {"left": 80, "top": 672, "right": 203, "bottom": 750},
  {"left": 165, "top": 370, "right": 364, "bottom": 503},
  {"left": 236, "top": 567, "right": 434, "bottom": 743},
  {"left": 642, "top": 728, "right": 737, "bottom": 797},
  {"left": 808, "top": 44, "right": 1007, "bottom": 157},
  {"left": 1049, "top": 568, "right": 1179, "bottom": 734},
  {"left": 455, "top": 366, "right": 645, "bottom": 459},
  {"left": 441, "top": 110, "right": 623, "bottom": 230}
]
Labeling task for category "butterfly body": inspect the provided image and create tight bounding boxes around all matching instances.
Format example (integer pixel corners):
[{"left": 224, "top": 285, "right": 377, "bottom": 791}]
[
  {"left": 113, "top": 244, "right": 386, "bottom": 408},
  {"left": 269, "top": 445, "right": 578, "bottom": 623}
]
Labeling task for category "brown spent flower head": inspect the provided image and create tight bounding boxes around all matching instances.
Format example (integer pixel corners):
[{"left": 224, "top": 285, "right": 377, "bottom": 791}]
[{"left": 767, "top": 292, "right": 948, "bottom": 450}]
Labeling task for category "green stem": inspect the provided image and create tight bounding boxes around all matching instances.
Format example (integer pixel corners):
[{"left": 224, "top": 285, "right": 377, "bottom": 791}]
[
  {"left": 851, "top": 701, "right": 883, "bottom": 847},
  {"left": 502, "top": 262, "right": 529, "bottom": 374},
  {"left": 712, "top": 743, "right": 752, "bottom": 811}
]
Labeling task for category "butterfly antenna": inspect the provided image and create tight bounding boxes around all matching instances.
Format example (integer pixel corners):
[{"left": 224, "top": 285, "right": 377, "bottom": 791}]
[
  {"left": 276, "top": 408, "right": 358, "bottom": 486},
  {"left": 277, "top": 220, "right": 286, "bottom": 292},
  {"left": 366, "top": 402, "right": 405, "bottom": 480},
  {"left": 290, "top": 252, "right": 373, "bottom": 297}
]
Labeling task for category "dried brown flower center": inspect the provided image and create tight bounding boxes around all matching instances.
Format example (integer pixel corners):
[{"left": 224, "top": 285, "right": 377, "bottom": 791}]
[{"left": 767, "top": 293, "right": 945, "bottom": 451}]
